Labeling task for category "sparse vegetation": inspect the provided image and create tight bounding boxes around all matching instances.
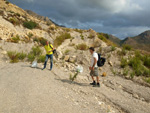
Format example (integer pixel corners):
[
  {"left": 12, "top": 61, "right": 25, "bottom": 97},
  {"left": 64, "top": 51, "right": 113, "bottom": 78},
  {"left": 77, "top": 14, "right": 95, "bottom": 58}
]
[
  {"left": 123, "top": 68, "right": 129, "bottom": 76},
  {"left": 11, "top": 35, "right": 20, "bottom": 43},
  {"left": 117, "top": 48, "right": 127, "bottom": 56},
  {"left": 27, "top": 46, "right": 42, "bottom": 62},
  {"left": 64, "top": 49, "right": 70, "bottom": 55},
  {"left": 111, "top": 46, "right": 116, "bottom": 51},
  {"left": 23, "top": 21, "right": 38, "bottom": 29},
  {"left": 7, "top": 51, "right": 19, "bottom": 63},
  {"left": 144, "top": 77, "right": 150, "bottom": 84},
  {"left": 7, "top": 51, "right": 27, "bottom": 63},
  {"left": 120, "top": 57, "right": 128, "bottom": 68},
  {"left": 9, "top": 17, "right": 20, "bottom": 25},
  {"left": 80, "top": 34, "right": 84, "bottom": 40},
  {"left": 76, "top": 43, "right": 88, "bottom": 50},
  {"left": 74, "top": 29, "right": 83, "bottom": 33},
  {"left": 5, "top": 1, "right": 9, "bottom": 4},
  {"left": 17, "top": 52, "right": 27, "bottom": 60},
  {"left": 123, "top": 44, "right": 132, "bottom": 51},
  {"left": 37, "top": 55, "right": 45, "bottom": 63},
  {"left": 33, "top": 37, "right": 47, "bottom": 46},
  {"left": 27, "top": 32, "right": 33, "bottom": 38},
  {"left": 54, "top": 33, "right": 72, "bottom": 47}
]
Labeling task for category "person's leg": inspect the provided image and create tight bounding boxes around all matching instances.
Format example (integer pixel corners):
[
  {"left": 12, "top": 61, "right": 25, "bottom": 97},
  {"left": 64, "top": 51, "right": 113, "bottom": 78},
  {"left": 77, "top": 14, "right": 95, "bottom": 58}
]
[
  {"left": 43, "top": 55, "right": 48, "bottom": 69},
  {"left": 90, "top": 70, "right": 96, "bottom": 85},
  {"left": 49, "top": 54, "right": 53, "bottom": 70}
]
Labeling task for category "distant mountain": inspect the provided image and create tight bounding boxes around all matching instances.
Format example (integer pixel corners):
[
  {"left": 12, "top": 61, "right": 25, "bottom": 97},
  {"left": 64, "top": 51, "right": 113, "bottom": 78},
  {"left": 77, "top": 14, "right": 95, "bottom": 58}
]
[
  {"left": 108, "top": 35, "right": 121, "bottom": 46},
  {"left": 121, "top": 30, "right": 150, "bottom": 52}
]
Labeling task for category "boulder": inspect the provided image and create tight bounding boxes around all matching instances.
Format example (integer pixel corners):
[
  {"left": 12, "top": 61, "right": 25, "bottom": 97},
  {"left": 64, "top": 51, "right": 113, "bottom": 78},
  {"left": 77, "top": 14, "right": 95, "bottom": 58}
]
[
  {"left": 1, "top": 51, "right": 7, "bottom": 55},
  {"left": 69, "top": 56, "right": 76, "bottom": 63},
  {"left": 108, "top": 61, "right": 113, "bottom": 66},
  {"left": 64, "top": 55, "right": 70, "bottom": 61}
]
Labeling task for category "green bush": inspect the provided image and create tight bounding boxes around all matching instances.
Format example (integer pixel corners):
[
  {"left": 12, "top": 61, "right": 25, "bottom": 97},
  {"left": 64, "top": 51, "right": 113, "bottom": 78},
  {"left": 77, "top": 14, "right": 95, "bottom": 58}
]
[
  {"left": 120, "top": 58, "right": 128, "bottom": 68},
  {"left": 27, "top": 32, "right": 33, "bottom": 38},
  {"left": 111, "top": 46, "right": 116, "bottom": 51},
  {"left": 130, "top": 71, "right": 135, "bottom": 79},
  {"left": 7, "top": 51, "right": 19, "bottom": 63},
  {"left": 9, "top": 17, "right": 20, "bottom": 25},
  {"left": 64, "top": 49, "right": 70, "bottom": 55},
  {"left": 123, "top": 68, "right": 129, "bottom": 76},
  {"left": 30, "top": 46, "right": 42, "bottom": 56},
  {"left": 39, "top": 37, "right": 47, "bottom": 46},
  {"left": 54, "top": 33, "right": 72, "bottom": 47},
  {"left": 80, "top": 34, "right": 84, "bottom": 40},
  {"left": 117, "top": 48, "right": 126, "bottom": 56},
  {"left": 123, "top": 45, "right": 132, "bottom": 51},
  {"left": 27, "top": 53, "right": 35, "bottom": 62},
  {"left": 144, "top": 77, "right": 150, "bottom": 84},
  {"left": 18, "top": 52, "right": 27, "bottom": 60},
  {"left": 143, "top": 55, "right": 150, "bottom": 68},
  {"left": 37, "top": 55, "right": 45, "bottom": 63},
  {"left": 74, "top": 29, "right": 83, "bottom": 33},
  {"left": 23, "top": 21, "right": 38, "bottom": 29},
  {"left": 76, "top": 43, "right": 88, "bottom": 50},
  {"left": 11, "top": 35, "right": 20, "bottom": 43}
]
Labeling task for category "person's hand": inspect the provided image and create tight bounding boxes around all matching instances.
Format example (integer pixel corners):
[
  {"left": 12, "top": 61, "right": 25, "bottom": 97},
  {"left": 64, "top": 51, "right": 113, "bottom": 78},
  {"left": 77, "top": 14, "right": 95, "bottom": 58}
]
[
  {"left": 89, "top": 67, "right": 92, "bottom": 70},
  {"left": 92, "top": 67, "right": 94, "bottom": 70}
]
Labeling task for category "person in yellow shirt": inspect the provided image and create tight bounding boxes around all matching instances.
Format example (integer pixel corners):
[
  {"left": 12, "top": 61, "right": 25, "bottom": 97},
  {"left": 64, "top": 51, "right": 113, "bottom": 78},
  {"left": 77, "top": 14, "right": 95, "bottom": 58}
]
[{"left": 42, "top": 41, "right": 54, "bottom": 70}]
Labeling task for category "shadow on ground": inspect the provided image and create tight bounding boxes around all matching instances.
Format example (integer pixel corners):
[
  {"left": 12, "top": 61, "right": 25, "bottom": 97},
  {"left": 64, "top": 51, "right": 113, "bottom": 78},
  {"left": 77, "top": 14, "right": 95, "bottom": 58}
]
[{"left": 56, "top": 78, "right": 89, "bottom": 87}]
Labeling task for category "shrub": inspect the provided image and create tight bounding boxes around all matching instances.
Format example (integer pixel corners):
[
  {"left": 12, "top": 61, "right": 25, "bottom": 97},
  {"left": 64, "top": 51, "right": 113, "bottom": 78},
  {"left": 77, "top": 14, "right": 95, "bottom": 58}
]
[
  {"left": 27, "top": 53, "right": 35, "bottom": 62},
  {"left": 120, "top": 58, "right": 128, "bottom": 68},
  {"left": 54, "top": 33, "right": 72, "bottom": 47},
  {"left": 23, "top": 21, "right": 38, "bottom": 29},
  {"left": 11, "top": 35, "right": 20, "bottom": 43},
  {"left": 5, "top": 1, "right": 9, "bottom": 4},
  {"left": 30, "top": 46, "right": 42, "bottom": 56},
  {"left": 128, "top": 57, "right": 142, "bottom": 70},
  {"left": 143, "top": 55, "right": 150, "bottom": 68},
  {"left": 144, "top": 77, "right": 150, "bottom": 84},
  {"left": 27, "top": 32, "right": 33, "bottom": 38},
  {"left": 18, "top": 52, "right": 27, "bottom": 60},
  {"left": 64, "top": 49, "right": 70, "bottom": 55},
  {"left": 111, "top": 46, "right": 116, "bottom": 51},
  {"left": 88, "top": 33, "right": 95, "bottom": 39},
  {"left": 123, "top": 45, "right": 132, "bottom": 51},
  {"left": 39, "top": 37, "right": 47, "bottom": 46},
  {"left": 37, "top": 55, "right": 45, "bottom": 63},
  {"left": 80, "top": 34, "right": 84, "bottom": 40},
  {"left": 74, "top": 29, "right": 83, "bottom": 33},
  {"left": 9, "top": 17, "right": 20, "bottom": 25},
  {"left": 7, "top": 51, "right": 19, "bottom": 63},
  {"left": 123, "top": 68, "right": 129, "bottom": 76},
  {"left": 76, "top": 43, "right": 88, "bottom": 50},
  {"left": 130, "top": 71, "right": 135, "bottom": 79},
  {"left": 117, "top": 48, "right": 126, "bottom": 56}
]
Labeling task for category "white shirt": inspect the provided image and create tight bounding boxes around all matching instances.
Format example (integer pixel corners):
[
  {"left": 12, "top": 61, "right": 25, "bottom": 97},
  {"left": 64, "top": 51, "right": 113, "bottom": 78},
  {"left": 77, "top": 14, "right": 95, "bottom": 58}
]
[{"left": 91, "top": 52, "right": 98, "bottom": 67}]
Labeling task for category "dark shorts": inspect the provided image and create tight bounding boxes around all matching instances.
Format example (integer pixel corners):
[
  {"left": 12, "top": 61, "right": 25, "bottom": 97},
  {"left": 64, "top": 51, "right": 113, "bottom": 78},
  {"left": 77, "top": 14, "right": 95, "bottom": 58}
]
[{"left": 90, "top": 67, "right": 99, "bottom": 76}]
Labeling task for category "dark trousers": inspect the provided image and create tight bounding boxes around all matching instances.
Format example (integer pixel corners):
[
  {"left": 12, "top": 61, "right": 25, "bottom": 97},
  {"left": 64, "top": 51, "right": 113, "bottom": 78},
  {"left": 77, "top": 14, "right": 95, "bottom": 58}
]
[{"left": 43, "top": 54, "right": 53, "bottom": 70}]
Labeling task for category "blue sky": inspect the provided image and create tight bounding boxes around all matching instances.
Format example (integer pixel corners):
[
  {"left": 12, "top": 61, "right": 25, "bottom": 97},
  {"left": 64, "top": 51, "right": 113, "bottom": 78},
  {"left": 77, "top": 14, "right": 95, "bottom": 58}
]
[{"left": 9, "top": 0, "right": 150, "bottom": 39}]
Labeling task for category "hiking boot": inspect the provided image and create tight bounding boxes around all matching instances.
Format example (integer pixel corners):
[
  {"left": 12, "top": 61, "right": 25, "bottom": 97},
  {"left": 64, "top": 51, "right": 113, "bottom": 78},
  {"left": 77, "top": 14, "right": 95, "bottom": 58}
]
[
  {"left": 93, "top": 83, "right": 100, "bottom": 87},
  {"left": 90, "top": 81, "right": 96, "bottom": 85}
]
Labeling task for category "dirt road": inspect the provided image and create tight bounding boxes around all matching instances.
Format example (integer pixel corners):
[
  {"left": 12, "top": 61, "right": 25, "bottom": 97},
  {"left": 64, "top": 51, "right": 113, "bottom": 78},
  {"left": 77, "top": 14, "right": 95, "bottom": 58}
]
[{"left": 0, "top": 62, "right": 150, "bottom": 113}]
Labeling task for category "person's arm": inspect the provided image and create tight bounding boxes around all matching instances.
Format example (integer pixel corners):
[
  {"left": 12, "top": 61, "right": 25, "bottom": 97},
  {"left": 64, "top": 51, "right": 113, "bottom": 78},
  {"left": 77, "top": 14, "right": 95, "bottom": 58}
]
[
  {"left": 92, "top": 57, "right": 97, "bottom": 70},
  {"left": 48, "top": 44, "right": 54, "bottom": 52}
]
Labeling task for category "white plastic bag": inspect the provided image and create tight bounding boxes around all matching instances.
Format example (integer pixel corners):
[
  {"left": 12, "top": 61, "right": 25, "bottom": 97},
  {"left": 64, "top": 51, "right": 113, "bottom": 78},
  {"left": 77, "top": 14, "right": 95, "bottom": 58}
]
[
  {"left": 31, "top": 61, "right": 37, "bottom": 68},
  {"left": 76, "top": 65, "right": 83, "bottom": 73}
]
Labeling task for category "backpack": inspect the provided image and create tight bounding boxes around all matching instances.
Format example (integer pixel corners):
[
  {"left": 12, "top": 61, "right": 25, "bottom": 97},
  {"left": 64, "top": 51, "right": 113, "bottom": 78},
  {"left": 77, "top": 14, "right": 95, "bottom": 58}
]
[
  {"left": 97, "top": 53, "right": 106, "bottom": 67},
  {"left": 49, "top": 44, "right": 56, "bottom": 54}
]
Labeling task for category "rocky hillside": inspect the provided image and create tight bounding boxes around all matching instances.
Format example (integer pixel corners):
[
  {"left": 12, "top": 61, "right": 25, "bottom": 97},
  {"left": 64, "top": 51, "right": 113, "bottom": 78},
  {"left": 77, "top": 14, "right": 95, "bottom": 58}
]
[
  {"left": 121, "top": 30, "right": 150, "bottom": 52},
  {"left": 0, "top": 0, "right": 150, "bottom": 113}
]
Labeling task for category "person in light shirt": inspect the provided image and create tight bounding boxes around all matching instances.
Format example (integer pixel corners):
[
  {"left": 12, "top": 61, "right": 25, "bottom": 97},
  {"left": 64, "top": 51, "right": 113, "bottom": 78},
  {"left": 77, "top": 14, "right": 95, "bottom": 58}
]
[{"left": 89, "top": 47, "right": 100, "bottom": 87}]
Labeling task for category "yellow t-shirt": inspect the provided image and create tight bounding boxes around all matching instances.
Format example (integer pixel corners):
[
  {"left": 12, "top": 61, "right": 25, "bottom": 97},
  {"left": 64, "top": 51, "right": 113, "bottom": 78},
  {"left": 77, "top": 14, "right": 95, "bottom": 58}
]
[{"left": 44, "top": 44, "right": 53, "bottom": 55}]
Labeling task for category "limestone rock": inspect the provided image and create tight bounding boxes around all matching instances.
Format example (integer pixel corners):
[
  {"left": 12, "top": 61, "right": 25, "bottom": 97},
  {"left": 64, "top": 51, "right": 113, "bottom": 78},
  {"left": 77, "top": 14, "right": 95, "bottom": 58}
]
[
  {"left": 108, "top": 61, "right": 113, "bottom": 66},
  {"left": 69, "top": 56, "right": 76, "bottom": 63},
  {"left": 64, "top": 55, "right": 70, "bottom": 61},
  {"left": 1, "top": 51, "right": 7, "bottom": 55}
]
